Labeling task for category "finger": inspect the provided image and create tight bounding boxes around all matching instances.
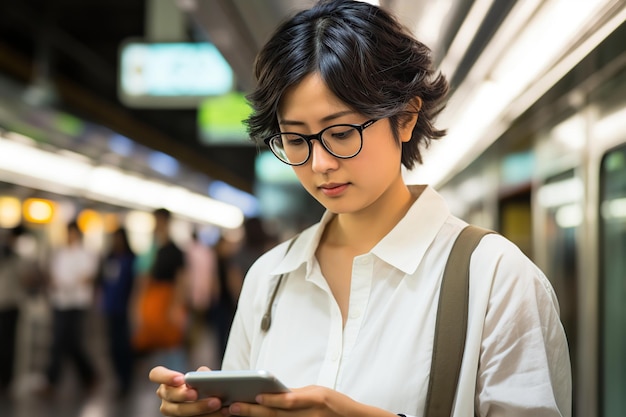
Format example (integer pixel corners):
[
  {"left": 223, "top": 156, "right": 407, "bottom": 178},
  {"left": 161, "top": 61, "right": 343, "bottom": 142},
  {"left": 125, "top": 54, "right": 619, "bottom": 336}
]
[
  {"left": 159, "top": 397, "right": 224, "bottom": 417},
  {"left": 150, "top": 367, "right": 197, "bottom": 403},
  {"left": 149, "top": 366, "right": 185, "bottom": 386},
  {"left": 157, "top": 382, "right": 200, "bottom": 403},
  {"left": 227, "top": 402, "right": 273, "bottom": 417},
  {"left": 184, "top": 366, "right": 212, "bottom": 399},
  {"left": 255, "top": 391, "right": 299, "bottom": 409}
]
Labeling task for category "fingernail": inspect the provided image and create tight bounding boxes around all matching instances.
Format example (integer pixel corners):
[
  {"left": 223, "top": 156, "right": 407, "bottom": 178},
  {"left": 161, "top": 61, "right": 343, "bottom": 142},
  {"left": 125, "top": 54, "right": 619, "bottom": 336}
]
[
  {"left": 207, "top": 398, "right": 220, "bottom": 409},
  {"left": 173, "top": 375, "right": 184, "bottom": 385},
  {"left": 230, "top": 404, "right": 241, "bottom": 415}
]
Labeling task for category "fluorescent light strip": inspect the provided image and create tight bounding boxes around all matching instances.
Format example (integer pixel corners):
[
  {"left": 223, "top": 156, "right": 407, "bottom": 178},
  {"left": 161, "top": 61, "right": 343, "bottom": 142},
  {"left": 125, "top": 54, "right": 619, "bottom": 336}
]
[
  {"left": 406, "top": 0, "right": 620, "bottom": 187},
  {"left": 413, "top": 0, "right": 454, "bottom": 50},
  {"left": 438, "top": 0, "right": 495, "bottom": 79},
  {"left": 0, "top": 136, "right": 92, "bottom": 190},
  {"left": 438, "top": 0, "right": 542, "bottom": 124},
  {"left": 507, "top": 3, "right": 626, "bottom": 123},
  {"left": 0, "top": 133, "right": 244, "bottom": 228},
  {"left": 490, "top": 0, "right": 606, "bottom": 105}
]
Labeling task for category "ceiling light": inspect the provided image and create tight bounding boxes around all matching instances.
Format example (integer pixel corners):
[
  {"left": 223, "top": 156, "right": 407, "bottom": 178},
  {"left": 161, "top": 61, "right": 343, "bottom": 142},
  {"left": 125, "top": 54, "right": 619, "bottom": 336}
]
[
  {"left": 439, "top": 0, "right": 494, "bottom": 78},
  {"left": 0, "top": 196, "right": 21, "bottom": 228},
  {"left": 23, "top": 198, "right": 55, "bottom": 224},
  {"left": 0, "top": 132, "right": 244, "bottom": 229},
  {"left": 406, "top": 0, "right": 621, "bottom": 187}
]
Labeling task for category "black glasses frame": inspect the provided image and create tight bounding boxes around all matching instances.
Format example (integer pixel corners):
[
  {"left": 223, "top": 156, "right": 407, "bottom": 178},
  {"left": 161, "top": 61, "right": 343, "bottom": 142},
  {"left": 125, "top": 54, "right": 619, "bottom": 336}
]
[{"left": 263, "top": 119, "right": 378, "bottom": 166}]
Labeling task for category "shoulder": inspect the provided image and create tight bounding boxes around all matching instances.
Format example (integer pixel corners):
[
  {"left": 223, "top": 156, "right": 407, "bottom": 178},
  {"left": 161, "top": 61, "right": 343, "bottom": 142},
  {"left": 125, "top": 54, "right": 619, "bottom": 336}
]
[
  {"left": 472, "top": 233, "right": 561, "bottom": 316},
  {"left": 474, "top": 233, "right": 548, "bottom": 282}
]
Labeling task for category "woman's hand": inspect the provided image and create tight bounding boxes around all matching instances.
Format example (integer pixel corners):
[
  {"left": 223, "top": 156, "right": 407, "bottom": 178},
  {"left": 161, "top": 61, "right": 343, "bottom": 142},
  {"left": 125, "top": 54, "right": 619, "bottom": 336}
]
[
  {"left": 224, "top": 385, "right": 396, "bottom": 417},
  {"left": 149, "top": 366, "right": 224, "bottom": 416}
]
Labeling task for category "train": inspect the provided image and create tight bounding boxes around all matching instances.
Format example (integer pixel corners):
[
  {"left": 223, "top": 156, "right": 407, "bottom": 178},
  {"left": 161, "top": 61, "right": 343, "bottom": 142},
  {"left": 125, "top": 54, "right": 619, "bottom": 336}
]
[{"left": 436, "top": 18, "right": 626, "bottom": 417}]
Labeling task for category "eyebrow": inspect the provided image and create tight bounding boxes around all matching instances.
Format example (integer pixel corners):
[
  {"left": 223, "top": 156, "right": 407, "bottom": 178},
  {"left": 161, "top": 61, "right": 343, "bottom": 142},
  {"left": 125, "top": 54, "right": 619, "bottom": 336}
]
[{"left": 278, "top": 110, "right": 357, "bottom": 127}]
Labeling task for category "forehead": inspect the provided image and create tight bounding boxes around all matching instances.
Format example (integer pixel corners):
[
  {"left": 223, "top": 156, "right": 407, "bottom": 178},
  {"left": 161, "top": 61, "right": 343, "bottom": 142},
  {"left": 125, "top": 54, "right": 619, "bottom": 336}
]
[{"left": 278, "top": 73, "right": 351, "bottom": 122}]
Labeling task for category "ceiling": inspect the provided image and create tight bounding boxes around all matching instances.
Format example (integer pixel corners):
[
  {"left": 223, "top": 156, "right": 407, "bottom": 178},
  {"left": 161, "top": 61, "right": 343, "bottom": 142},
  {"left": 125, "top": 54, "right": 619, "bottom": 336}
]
[
  {"left": 0, "top": 0, "right": 525, "bottom": 196},
  {"left": 1, "top": 0, "right": 622, "bottom": 230},
  {"left": 0, "top": 0, "right": 264, "bottom": 194}
]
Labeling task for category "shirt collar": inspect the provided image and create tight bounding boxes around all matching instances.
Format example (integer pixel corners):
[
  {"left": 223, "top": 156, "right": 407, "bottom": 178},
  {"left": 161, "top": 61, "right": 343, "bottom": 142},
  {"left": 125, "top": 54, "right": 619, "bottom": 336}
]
[
  {"left": 270, "top": 185, "right": 450, "bottom": 276},
  {"left": 372, "top": 185, "right": 450, "bottom": 274},
  {"left": 269, "top": 216, "right": 328, "bottom": 276}
]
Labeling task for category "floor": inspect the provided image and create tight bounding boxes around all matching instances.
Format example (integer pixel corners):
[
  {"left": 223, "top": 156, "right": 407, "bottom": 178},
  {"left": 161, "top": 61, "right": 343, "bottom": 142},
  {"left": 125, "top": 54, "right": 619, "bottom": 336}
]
[{"left": 0, "top": 300, "right": 222, "bottom": 417}]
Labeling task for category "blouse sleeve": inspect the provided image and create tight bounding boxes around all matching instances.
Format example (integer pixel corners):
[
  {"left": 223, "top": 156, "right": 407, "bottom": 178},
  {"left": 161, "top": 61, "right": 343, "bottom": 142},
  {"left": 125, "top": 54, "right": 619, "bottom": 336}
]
[{"left": 476, "top": 238, "right": 572, "bottom": 416}]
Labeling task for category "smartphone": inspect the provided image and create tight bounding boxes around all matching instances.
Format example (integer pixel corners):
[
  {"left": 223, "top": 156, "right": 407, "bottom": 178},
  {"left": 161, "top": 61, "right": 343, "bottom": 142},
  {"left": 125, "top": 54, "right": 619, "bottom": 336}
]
[{"left": 184, "top": 370, "right": 290, "bottom": 405}]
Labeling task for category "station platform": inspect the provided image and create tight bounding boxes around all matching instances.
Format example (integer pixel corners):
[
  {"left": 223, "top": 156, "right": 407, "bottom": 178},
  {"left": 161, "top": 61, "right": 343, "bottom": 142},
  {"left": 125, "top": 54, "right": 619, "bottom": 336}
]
[{"left": 0, "top": 302, "right": 222, "bottom": 417}]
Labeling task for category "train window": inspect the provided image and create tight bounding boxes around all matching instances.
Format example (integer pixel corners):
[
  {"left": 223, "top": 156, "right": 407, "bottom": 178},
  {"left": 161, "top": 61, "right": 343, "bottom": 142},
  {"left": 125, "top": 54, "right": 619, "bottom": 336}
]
[{"left": 599, "top": 143, "right": 626, "bottom": 416}]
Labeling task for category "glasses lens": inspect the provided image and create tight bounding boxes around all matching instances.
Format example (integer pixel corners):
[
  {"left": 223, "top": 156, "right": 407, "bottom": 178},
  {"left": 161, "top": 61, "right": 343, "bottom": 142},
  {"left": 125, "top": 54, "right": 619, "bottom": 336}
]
[
  {"left": 321, "top": 125, "right": 362, "bottom": 158},
  {"left": 269, "top": 133, "right": 309, "bottom": 165},
  {"left": 268, "top": 125, "right": 364, "bottom": 165}
]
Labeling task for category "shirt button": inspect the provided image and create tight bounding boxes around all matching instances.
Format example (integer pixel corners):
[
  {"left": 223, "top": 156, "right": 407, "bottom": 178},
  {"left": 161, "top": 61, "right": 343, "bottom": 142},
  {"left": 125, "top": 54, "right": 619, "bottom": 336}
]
[{"left": 349, "top": 309, "right": 362, "bottom": 319}]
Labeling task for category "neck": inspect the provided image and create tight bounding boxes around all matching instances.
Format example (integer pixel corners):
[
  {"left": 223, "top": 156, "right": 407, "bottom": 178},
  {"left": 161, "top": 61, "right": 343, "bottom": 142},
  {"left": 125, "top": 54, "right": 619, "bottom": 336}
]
[{"left": 324, "top": 182, "right": 422, "bottom": 252}]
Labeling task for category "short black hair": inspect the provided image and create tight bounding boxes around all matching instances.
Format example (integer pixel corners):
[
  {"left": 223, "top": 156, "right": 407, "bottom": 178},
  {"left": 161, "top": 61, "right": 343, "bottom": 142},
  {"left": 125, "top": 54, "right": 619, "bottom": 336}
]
[{"left": 245, "top": 0, "right": 449, "bottom": 169}]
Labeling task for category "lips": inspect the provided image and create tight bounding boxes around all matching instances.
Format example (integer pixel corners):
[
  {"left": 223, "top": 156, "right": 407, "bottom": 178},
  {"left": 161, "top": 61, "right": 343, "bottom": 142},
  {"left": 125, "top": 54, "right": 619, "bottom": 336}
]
[{"left": 319, "top": 182, "right": 349, "bottom": 197}]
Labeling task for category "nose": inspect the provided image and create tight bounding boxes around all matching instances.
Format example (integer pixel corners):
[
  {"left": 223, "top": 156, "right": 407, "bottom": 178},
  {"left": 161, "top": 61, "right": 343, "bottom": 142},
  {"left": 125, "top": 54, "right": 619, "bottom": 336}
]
[{"left": 309, "top": 139, "right": 338, "bottom": 173}]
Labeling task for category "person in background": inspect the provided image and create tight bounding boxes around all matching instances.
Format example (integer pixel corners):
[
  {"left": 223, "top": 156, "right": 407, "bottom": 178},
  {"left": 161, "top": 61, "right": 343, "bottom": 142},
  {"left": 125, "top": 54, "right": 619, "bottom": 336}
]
[
  {"left": 184, "top": 228, "right": 219, "bottom": 360},
  {"left": 207, "top": 234, "right": 238, "bottom": 363},
  {"left": 132, "top": 208, "right": 187, "bottom": 372},
  {"left": 229, "top": 218, "right": 277, "bottom": 300},
  {"left": 0, "top": 225, "right": 28, "bottom": 395},
  {"left": 150, "top": 1, "right": 571, "bottom": 416},
  {"left": 43, "top": 221, "right": 99, "bottom": 396},
  {"left": 209, "top": 218, "right": 276, "bottom": 363},
  {"left": 97, "top": 227, "right": 136, "bottom": 398}
]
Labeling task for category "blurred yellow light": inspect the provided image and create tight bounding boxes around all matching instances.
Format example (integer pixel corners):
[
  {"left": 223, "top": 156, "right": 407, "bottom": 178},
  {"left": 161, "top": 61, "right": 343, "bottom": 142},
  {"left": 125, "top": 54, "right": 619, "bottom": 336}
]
[
  {"left": 23, "top": 198, "right": 55, "bottom": 224},
  {"left": 0, "top": 196, "right": 22, "bottom": 228},
  {"left": 77, "top": 209, "right": 103, "bottom": 233},
  {"left": 103, "top": 213, "right": 120, "bottom": 233}
]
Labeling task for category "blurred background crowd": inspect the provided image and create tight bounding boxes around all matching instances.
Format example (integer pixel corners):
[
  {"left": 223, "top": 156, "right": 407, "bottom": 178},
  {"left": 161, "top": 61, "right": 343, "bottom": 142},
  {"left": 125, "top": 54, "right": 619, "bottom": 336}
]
[{"left": 0, "top": 209, "right": 280, "bottom": 416}]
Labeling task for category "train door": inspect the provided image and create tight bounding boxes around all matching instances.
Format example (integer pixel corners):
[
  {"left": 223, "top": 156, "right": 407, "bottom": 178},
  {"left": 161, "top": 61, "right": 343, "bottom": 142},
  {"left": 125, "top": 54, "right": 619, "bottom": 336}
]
[
  {"left": 598, "top": 143, "right": 626, "bottom": 416},
  {"left": 586, "top": 59, "right": 626, "bottom": 417}
]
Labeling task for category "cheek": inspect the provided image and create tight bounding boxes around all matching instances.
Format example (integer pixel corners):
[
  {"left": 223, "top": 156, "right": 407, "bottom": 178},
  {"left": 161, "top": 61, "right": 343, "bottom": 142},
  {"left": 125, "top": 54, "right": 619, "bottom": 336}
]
[
  {"left": 361, "top": 135, "right": 403, "bottom": 167},
  {"left": 293, "top": 167, "right": 314, "bottom": 190}
]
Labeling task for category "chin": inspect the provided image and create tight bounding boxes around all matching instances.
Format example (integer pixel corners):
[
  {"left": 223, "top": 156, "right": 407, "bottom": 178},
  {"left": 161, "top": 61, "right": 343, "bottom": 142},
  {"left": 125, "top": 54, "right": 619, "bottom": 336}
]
[{"left": 318, "top": 199, "right": 357, "bottom": 215}]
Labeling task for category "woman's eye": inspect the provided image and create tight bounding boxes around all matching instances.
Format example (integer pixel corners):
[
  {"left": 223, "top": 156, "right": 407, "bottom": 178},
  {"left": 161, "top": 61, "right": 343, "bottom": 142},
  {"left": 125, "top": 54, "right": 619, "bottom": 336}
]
[
  {"left": 285, "top": 136, "right": 306, "bottom": 146},
  {"left": 330, "top": 129, "right": 354, "bottom": 140}
]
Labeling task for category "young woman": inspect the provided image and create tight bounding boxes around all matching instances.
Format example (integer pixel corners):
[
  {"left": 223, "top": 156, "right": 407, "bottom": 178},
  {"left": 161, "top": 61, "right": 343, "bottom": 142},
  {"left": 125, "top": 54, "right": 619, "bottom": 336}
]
[{"left": 149, "top": 1, "right": 571, "bottom": 416}]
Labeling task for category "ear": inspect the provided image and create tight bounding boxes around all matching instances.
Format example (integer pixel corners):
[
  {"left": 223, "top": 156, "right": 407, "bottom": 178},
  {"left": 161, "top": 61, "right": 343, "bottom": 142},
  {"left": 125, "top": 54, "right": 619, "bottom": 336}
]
[{"left": 399, "top": 97, "right": 422, "bottom": 143}]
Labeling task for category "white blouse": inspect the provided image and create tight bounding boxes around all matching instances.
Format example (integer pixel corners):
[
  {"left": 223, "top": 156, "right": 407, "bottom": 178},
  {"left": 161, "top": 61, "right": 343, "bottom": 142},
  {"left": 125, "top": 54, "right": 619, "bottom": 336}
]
[{"left": 222, "top": 185, "right": 571, "bottom": 417}]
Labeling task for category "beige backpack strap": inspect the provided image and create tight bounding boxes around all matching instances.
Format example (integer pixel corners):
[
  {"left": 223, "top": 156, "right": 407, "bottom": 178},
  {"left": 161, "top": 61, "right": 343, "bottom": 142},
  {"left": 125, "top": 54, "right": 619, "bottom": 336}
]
[{"left": 424, "top": 225, "right": 494, "bottom": 417}]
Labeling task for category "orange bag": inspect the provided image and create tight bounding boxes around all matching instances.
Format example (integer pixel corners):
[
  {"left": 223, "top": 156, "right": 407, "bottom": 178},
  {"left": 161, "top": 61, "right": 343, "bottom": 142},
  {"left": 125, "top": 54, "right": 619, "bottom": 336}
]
[{"left": 133, "top": 280, "right": 186, "bottom": 351}]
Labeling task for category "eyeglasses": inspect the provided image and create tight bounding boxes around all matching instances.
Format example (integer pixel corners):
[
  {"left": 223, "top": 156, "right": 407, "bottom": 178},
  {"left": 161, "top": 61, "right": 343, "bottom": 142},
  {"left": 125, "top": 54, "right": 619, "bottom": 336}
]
[{"left": 263, "top": 119, "right": 378, "bottom": 166}]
